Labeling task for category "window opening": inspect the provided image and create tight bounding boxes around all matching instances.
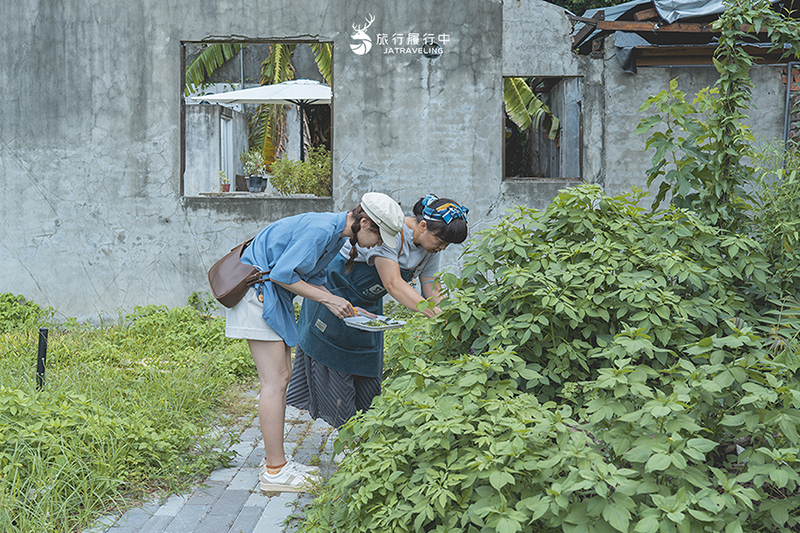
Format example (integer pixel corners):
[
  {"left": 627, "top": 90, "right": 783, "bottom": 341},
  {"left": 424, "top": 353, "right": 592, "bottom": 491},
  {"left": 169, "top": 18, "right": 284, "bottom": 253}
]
[
  {"left": 181, "top": 41, "right": 332, "bottom": 197},
  {"left": 504, "top": 77, "right": 582, "bottom": 180}
]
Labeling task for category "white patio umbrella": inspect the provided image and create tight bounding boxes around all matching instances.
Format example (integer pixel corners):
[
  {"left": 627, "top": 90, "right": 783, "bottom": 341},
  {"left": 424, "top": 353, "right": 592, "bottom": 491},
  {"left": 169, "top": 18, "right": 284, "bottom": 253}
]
[{"left": 191, "top": 79, "right": 332, "bottom": 161}]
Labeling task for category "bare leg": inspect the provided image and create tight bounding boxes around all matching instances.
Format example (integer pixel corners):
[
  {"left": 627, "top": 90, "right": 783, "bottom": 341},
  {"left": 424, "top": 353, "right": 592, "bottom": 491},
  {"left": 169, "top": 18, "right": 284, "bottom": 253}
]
[{"left": 248, "top": 339, "right": 293, "bottom": 467}]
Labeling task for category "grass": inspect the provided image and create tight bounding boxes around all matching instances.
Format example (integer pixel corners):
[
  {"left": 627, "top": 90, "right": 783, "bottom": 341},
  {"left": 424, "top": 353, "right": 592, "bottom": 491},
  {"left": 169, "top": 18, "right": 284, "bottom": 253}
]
[{"left": 0, "top": 296, "right": 258, "bottom": 533}]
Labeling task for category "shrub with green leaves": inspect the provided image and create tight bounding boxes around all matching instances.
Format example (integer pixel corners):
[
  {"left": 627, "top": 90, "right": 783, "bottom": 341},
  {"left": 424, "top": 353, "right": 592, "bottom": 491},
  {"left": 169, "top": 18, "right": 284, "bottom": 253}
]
[
  {"left": 749, "top": 139, "right": 800, "bottom": 295},
  {"left": 437, "top": 184, "right": 776, "bottom": 402},
  {"left": 0, "top": 293, "right": 53, "bottom": 333},
  {"left": 298, "top": 185, "right": 800, "bottom": 533},
  {"left": 269, "top": 145, "right": 332, "bottom": 197}
]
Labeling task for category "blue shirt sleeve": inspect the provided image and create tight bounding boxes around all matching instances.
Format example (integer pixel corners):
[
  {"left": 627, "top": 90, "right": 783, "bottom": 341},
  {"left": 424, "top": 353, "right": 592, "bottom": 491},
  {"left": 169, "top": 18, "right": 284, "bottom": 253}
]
[{"left": 268, "top": 226, "right": 333, "bottom": 285}]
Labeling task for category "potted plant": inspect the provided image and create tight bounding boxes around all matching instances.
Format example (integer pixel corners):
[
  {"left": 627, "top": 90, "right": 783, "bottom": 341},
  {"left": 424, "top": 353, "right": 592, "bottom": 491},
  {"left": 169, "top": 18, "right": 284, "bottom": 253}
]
[
  {"left": 219, "top": 170, "right": 230, "bottom": 192},
  {"left": 239, "top": 149, "right": 268, "bottom": 193}
]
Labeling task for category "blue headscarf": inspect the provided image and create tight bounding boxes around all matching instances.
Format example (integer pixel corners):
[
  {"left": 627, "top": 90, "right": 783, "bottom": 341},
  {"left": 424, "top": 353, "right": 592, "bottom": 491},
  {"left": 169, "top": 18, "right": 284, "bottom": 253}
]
[{"left": 421, "top": 194, "right": 469, "bottom": 224}]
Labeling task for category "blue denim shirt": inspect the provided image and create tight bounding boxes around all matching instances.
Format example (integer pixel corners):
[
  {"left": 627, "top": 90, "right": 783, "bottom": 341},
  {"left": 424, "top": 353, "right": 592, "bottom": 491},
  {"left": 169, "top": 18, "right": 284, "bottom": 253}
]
[{"left": 240, "top": 211, "right": 347, "bottom": 347}]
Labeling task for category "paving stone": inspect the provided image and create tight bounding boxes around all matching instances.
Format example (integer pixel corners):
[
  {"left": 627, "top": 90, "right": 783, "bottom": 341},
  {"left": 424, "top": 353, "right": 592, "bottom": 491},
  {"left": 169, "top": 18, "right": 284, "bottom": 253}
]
[
  {"left": 83, "top": 515, "right": 120, "bottom": 533},
  {"left": 194, "top": 491, "right": 251, "bottom": 533},
  {"left": 292, "top": 448, "right": 320, "bottom": 466},
  {"left": 283, "top": 422, "right": 305, "bottom": 443},
  {"left": 244, "top": 445, "right": 265, "bottom": 467},
  {"left": 229, "top": 441, "right": 259, "bottom": 468},
  {"left": 244, "top": 491, "right": 273, "bottom": 507},
  {"left": 186, "top": 481, "right": 227, "bottom": 505},
  {"left": 80, "top": 393, "right": 327, "bottom": 533},
  {"left": 286, "top": 408, "right": 313, "bottom": 423},
  {"left": 308, "top": 417, "right": 330, "bottom": 433},
  {"left": 138, "top": 514, "right": 174, "bottom": 533},
  {"left": 228, "top": 467, "right": 260, "bottom": 491},
  {"left": 107, "top": 501, "right": 160, "bottom": 530},
  {"left": 227, "top": 505, "right": 264, "bottom": 533},
  {"left": 154, "top": 493, "right": 190, "bottom": 517},
  {"left": 195, "top": 511, "right": 238, "bottom": 533},
  {"left": 252, "top": 493, "right": 298, "bottom": 532},
  {"left": 239, "top": 426, "right": 262, "bottom": 443},
  {"left": 206, "top": 489, "right": 251, "bottom": 519},
  {"left": 307, "top": 428, "right": 328, "bottom": 450},
  {"left": 96, "top": 526, "right": 136, "bottom": 533},
  {"left": 208, "top": 466, "right": 239, "bottom": 483},
  {"left": 162, "top": 504, "right": 211, "bottom": 533}
]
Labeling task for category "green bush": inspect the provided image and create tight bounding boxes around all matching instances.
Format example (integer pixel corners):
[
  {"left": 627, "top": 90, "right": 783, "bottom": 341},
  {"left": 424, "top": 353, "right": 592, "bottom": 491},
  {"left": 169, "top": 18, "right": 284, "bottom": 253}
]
[
  {"left": 438, "top": 185, "right": 777, "bottom": 402},
  {"left": 298, "top": 185, "right": 800, "bottom": 533},
  {"left": 749, "top": 139, "right": 800, "bottom": 295},
  {"left": 0, "top": 293, "right": 53, "bottom": 333},
  {"left": 269, "top": 145, "right": 332, "bottom": 197}
]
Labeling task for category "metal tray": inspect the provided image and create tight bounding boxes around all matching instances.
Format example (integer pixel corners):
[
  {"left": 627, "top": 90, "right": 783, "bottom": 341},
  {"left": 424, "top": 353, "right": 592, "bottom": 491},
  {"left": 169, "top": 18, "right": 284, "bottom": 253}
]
[{"left": 343, "top": 315, "right": 406, "bottom": 332}]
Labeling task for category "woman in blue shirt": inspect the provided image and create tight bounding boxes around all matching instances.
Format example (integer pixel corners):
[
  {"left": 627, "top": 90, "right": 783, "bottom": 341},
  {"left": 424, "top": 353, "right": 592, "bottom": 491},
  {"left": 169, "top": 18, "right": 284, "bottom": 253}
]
[
  {"left": 225, "top": 192, "right": 404, "bottom": 492},
  {"left": 287, "top": 195, "right": 469, "bottom": 429}
]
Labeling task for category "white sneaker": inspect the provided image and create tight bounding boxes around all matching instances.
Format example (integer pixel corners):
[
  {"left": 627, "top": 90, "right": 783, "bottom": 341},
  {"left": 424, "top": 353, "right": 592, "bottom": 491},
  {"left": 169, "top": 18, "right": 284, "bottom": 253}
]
[
  {"left": 259, "top": 460, "right": 320, "bottom": 492},
  {"left": 259, "top": 457, "right": 320, "bottom": 474}
]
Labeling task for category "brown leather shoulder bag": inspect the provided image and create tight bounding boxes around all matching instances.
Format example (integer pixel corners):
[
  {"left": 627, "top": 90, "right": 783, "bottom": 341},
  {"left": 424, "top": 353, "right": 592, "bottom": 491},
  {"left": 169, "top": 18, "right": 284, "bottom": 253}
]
[{"left": 207, "top": 238, "right": 271, "bottom": 308}]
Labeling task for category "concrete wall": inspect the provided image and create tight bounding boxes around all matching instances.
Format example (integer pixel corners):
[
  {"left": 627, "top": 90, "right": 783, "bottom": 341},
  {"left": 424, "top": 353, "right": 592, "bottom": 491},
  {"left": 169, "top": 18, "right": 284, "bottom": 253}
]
[
  {"left": 0, "top": 0, "right": 790, "bottom": 320},
  {"left": 598, "top": 35, "right": 788, "bottom": 200},
  {"left": 184, "top": 105, "right": 249, "bottom": 196}
]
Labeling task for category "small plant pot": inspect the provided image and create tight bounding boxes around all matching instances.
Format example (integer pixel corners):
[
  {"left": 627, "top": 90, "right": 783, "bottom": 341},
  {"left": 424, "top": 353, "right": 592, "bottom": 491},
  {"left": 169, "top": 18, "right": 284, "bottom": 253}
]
[
  {"left": 247, "top": 175, "right": 264, "bottom": 193},
  {"left": 221, "top": 183, "right": 230, "bottom": 192}
]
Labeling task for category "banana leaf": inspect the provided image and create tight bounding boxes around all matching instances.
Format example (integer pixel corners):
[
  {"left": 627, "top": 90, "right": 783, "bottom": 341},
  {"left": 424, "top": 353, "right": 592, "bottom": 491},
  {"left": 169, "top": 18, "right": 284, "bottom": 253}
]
[
  {"left": 184, "top": 43, "right": 244, "bottom": 97},
  {"left": 311, "top": 43, "right": 333, "bottom": 85},
  {"left": 503, "top": 77, "right": 560, "bottom": 140},
  {"left": 250, "top": 44, "right": 297, "bottom": 167}
]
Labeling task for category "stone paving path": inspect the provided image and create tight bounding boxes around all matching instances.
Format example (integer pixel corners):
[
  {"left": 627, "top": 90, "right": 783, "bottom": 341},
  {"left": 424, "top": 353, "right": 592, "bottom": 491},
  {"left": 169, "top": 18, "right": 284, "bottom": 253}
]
[{"left": 83, "top": 402, "right": 338, "bottom": 533}]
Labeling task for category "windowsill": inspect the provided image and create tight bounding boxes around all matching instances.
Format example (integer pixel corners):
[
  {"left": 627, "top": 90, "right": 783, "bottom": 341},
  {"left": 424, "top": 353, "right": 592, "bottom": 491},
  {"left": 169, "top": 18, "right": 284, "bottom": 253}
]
[
  {"left": 182, "top": 194, "right": 336, "bottom": 223},
  {"left": 503, "top": 177, "right": 582, "bottom": 182},
  {"left": 197, "top": 192, "right": 331, "bottom": 199}
]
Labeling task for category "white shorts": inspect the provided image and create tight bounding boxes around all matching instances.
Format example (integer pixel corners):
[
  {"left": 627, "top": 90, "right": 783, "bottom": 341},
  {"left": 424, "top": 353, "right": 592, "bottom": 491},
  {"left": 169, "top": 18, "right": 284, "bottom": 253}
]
[{"left": 225, "top": 287, "right": 284, "bottom": 341}]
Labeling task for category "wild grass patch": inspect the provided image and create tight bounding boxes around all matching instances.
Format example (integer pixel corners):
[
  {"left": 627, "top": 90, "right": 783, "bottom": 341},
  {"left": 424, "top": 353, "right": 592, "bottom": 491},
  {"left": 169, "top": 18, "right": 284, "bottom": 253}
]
[{"left": 0, "top": 295, "right": 256, "bottom": 532}]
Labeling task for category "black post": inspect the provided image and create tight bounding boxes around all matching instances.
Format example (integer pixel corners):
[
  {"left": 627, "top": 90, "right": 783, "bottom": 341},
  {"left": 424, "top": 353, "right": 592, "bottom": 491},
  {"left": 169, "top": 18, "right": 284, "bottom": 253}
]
[
  {"left": 36, "top": 328, "right": 48, "bottom": 390},
  {"left": 299, "top": 103, "right": 306, "bottom": 162}
]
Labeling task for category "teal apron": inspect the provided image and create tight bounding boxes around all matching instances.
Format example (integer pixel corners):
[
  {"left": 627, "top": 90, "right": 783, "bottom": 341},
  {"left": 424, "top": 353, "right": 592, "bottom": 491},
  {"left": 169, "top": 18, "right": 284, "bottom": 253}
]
[{"left": 296, "top": 253, "right": 414, "bottom": 377}]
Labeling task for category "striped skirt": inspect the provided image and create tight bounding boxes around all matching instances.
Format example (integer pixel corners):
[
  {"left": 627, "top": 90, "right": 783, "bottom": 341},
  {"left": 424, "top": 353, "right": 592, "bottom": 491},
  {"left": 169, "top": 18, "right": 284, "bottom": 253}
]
[{"left": 287, "top": 347, "right": 382, "bottom": 429}]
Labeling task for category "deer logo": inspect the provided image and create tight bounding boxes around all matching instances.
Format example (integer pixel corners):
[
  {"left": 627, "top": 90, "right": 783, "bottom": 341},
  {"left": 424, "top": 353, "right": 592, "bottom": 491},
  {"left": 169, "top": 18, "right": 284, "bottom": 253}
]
[{"left": 350, "top": 14, "right": 375, "bottom": 55}]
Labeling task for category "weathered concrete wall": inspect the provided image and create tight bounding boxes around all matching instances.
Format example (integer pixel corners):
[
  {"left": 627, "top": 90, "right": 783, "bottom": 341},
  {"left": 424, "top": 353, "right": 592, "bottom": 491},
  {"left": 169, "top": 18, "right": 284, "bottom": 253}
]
[
  {"left": 0, "top": 0, "right": 505, "bottom": 319},
  {"left": 0, "top": 0, "right": 790, "bottom": 320},
  {"left": 0, "top": 0, "right": 343, "bottom": 319},
  {"left": 599, "top": 34, "right": 788, "bottom": 201}
]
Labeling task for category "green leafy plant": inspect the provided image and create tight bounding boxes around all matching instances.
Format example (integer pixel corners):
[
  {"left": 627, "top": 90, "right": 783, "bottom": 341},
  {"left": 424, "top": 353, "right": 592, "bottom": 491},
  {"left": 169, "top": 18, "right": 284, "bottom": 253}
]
[
  {"left": 269, "top": 145, "right": 332, "bottom": 196},
  {"left": 297, "top": 184, "right": 800, "bottom": 533},
  {"left": 188, "top": 290, "right": 219, "bottom": 317},
  {"left": 239, "top": 148, "right": 267, "bottom": 176},
  {"left": 504, "top": 77, "right": 560, "bottom": 141},
  {"left": 749, "top": 138, "right": 800, "bottom": 295},
  {"left": 636, "top": 0, "right": 800, "bottom": 231},
  {"left": 438, "top": 184, "right": 775, "bottom": 401},
  {"left": 183, "top": 43, "right": 245, "bottom": 97},
  {"left": 0, "top": 293, "right": 53, "bottom": 333}
]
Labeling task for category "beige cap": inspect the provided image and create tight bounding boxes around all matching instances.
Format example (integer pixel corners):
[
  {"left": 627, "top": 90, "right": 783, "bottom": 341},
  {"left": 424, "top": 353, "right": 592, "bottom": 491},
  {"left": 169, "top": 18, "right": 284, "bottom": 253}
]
[{"left": 360, "top": 192, "right": 404, "bottom": 249}]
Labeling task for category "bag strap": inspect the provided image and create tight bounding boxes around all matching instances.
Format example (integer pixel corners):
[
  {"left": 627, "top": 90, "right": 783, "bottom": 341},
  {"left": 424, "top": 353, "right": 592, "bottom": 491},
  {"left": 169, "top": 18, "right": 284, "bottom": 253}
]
[
  {"left": 234, "top": 237, "right": 271, "bottom": 287},
  {"left": 246, "top": 270, "right": 271, "bottom": 287}
]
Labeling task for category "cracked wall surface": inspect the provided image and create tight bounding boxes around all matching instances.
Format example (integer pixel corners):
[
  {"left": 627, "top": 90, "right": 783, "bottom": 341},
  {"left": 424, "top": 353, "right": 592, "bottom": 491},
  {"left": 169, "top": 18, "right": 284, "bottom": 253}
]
[{"left": 0, "top": 0, "right": 789, "bottom": 320}]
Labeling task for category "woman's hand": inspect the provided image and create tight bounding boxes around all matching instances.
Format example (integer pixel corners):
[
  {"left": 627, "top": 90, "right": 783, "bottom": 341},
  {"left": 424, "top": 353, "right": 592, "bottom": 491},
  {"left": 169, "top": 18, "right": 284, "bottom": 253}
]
[
  {"left": 322, "top": 294, "right": 356, "bottom": 319},
  {"left": 354, "top": 307, "right": 377, "bottom": 318},
  {"left": 273, "top": 279, "right": 356, "bottom": 319}
]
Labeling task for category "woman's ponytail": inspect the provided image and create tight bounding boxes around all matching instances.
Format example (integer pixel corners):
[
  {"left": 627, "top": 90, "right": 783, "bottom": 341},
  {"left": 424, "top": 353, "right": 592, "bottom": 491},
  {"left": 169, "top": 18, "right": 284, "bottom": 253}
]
[{"left": 345, "top": 205, "right": 367, "bottom": 273}]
